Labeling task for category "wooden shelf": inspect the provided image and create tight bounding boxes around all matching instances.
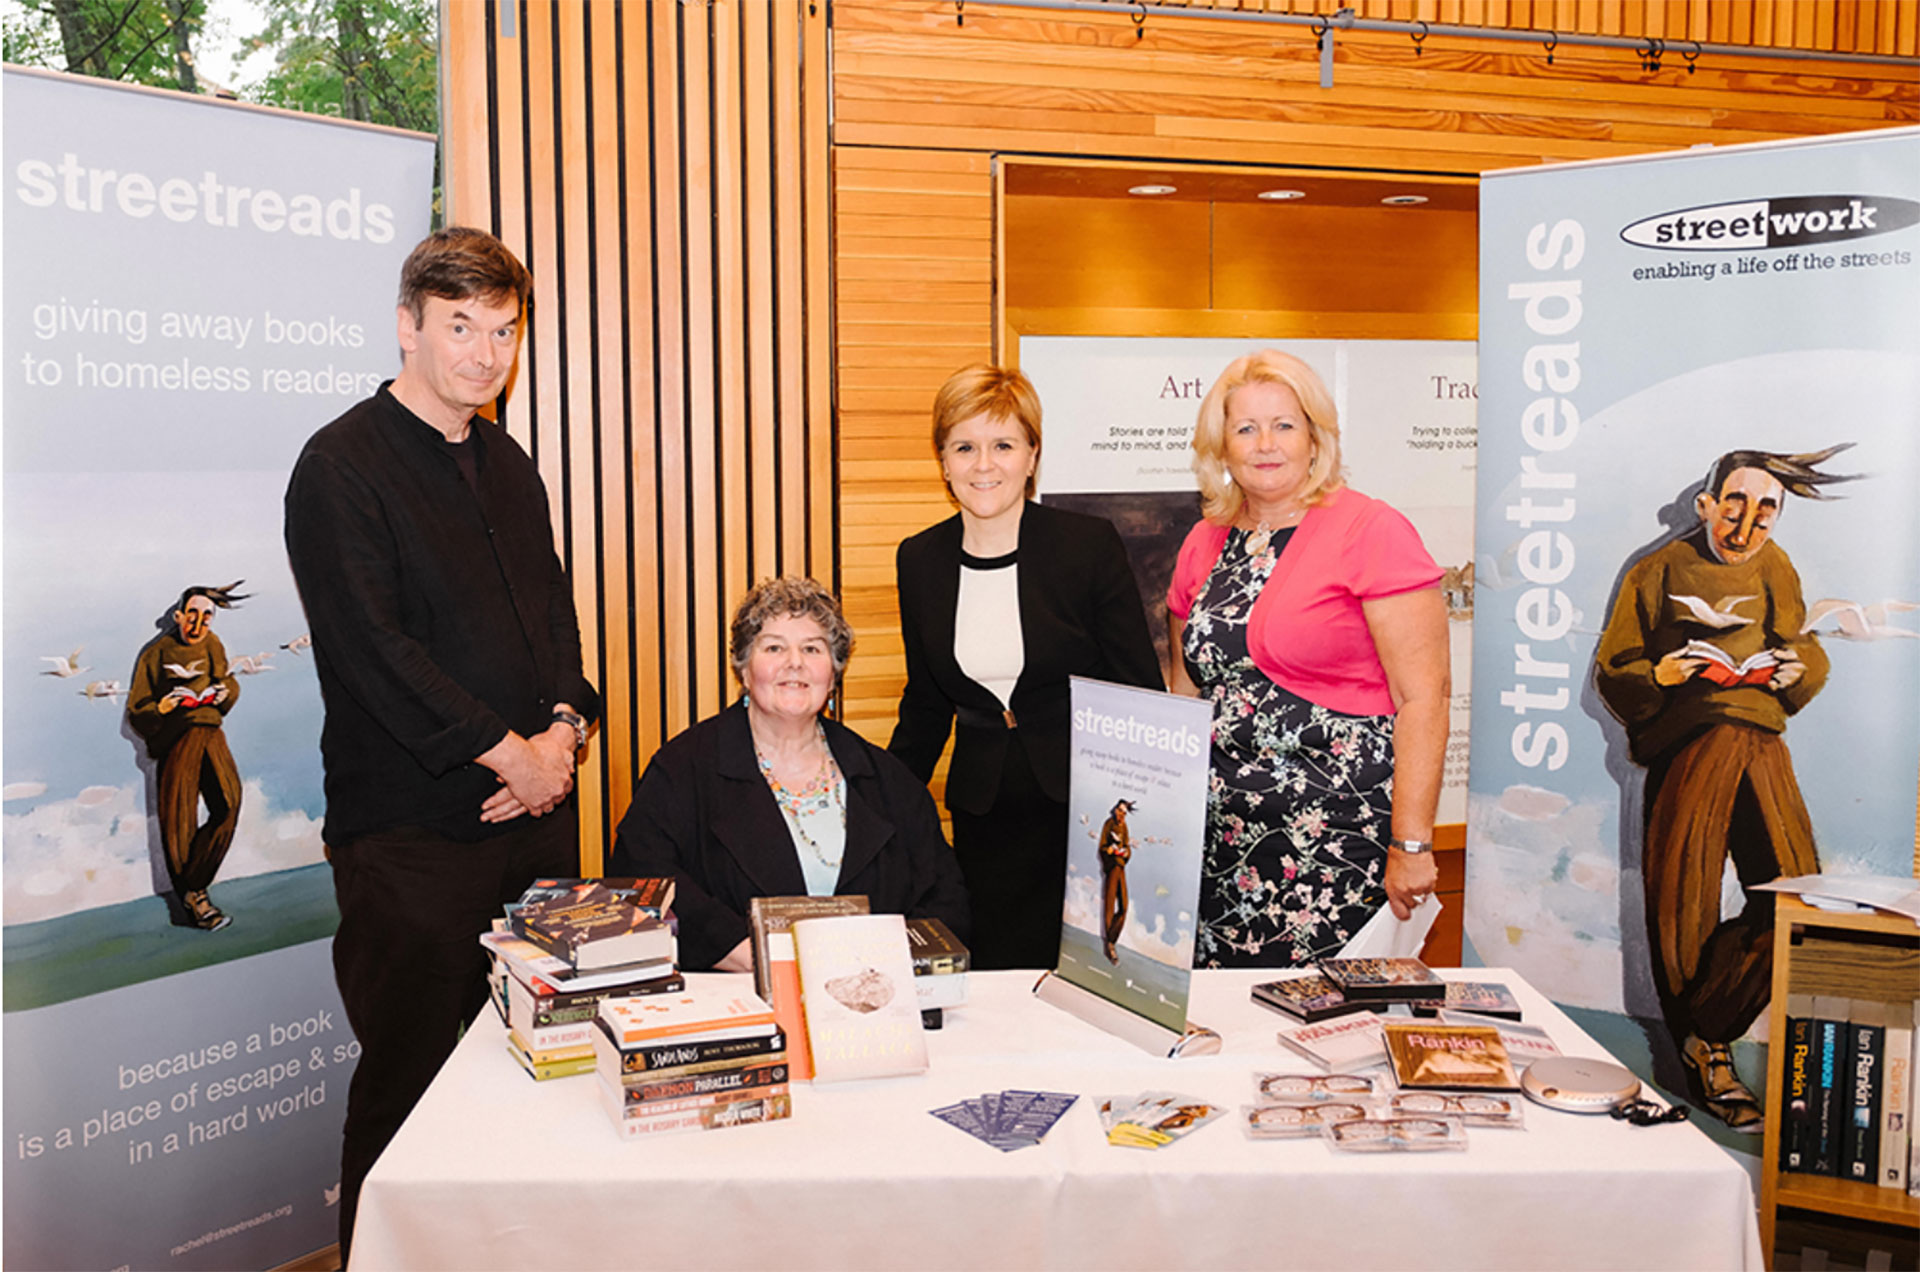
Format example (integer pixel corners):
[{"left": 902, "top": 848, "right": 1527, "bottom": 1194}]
[
  {"left": 1775, "top": 1172, "right": 1920, "bottom": 1228},
  {"left": 1760, "top": 894, "right": 1920, "bottom": 1268}
]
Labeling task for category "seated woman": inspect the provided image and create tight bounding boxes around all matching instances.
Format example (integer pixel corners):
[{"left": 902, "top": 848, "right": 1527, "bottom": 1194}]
[
  {"left": 609, "top": 577, "right": 970, "bottom": 972},
  {"left": 1167, "top": 350, "right": 1448, "bottom": 968}
]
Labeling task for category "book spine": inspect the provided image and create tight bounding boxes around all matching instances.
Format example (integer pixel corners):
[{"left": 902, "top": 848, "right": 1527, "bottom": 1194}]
[
  {"left": 1879, "top": 1002, "right": 1911, "bottom": 1191},
  {"left": 610, "top": 1091, "right": 793, "bottom": 1138},
  {"left": 1842, "top": 1004, "right": 1884, "bottom": 1183},
  {"left": 1780, "top": 999, "right": 1814, "bottom": 1173},
  {"left": 599, "top": 1049, "right": 791, "bottom": 1087},
  {"left": 619, "top": 1063, "right": 789, "bottom": 1106},
  {"left": 592, "top": 1020, "right": 786, "bottom": 1072},
  {"left": 600, "top": 1079, "right": 788, "bottom": 1121},
  {"left": 1810, "top": 998, "right": 1849, "bottom": 1177}
]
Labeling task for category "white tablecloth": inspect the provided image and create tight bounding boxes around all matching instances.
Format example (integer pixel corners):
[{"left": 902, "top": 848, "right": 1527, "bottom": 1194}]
[{"left": 352, "top": 968, "right": 1761, "bottom": 1271}]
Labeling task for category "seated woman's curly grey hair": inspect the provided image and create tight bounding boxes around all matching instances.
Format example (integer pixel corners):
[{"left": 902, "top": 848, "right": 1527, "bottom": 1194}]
[{"left": 728, "top": 576, "right": 855, "bottom": 683}]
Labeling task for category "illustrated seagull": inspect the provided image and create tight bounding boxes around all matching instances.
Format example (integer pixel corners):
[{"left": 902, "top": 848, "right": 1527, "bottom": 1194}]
[
  {"left": 163, "top": 658, "right": 207, "bottom": 679},
  {"left": 1801, "top": 598, "right": 1920, "bottom": 641},
  {"left": 281, "top": 634, "right": 313, "bottom": 655},
  {"left": 40, "top": 648, "right": 88, "bottom": 678},
  {"left": 231, "top": 653, "right": 277, "bottom": 675},
  {"left": 1669, "top": 594, "right": 1757, "bottom": 629},
  {"left": 78, "top": 680, "right": 126, "bottom": 700}
]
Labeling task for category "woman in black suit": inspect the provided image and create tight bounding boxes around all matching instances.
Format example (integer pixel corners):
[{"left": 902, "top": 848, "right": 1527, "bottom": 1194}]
[{"left": 890, "top": 365, "right": 1162, "bottom": 969}]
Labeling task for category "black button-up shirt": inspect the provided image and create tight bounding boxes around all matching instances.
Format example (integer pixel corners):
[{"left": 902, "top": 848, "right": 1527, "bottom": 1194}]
[{"left": 285, "top": 383, "right": 599, "bottom": 843}]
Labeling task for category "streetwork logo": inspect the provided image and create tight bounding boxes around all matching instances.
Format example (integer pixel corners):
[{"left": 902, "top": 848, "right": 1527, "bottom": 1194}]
[{"left": 1620, "top": 195, "right": 1920, "bottom": 251}]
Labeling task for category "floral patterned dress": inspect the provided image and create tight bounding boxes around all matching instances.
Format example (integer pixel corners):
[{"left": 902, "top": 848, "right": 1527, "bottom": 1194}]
[{"left": 1184, "top": 526, "right": 1396, "bottom": 968}]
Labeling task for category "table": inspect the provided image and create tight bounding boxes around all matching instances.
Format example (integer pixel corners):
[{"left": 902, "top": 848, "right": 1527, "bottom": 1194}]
[{"left": 352, "top": 969, "right": 1762, "bottom": 1271}]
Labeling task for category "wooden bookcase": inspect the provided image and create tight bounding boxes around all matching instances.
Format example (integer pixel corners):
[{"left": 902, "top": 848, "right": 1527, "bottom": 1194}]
[{"left": 1759, "top": 896, "right": 1920, "bottom": 1266}]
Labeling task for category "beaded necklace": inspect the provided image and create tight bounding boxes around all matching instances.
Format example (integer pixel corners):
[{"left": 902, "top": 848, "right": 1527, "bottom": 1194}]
[{"left": 755, "top": 720, "right": 846, "bottom": 868}]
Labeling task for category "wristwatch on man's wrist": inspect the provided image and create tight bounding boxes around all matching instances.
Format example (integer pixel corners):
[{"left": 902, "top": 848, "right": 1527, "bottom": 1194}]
[
  {"left": 552, "top": 709, "right": 588, "bottom": 752},
  {"left": 1391, "top": 838, "right": 1433, "bottom": 855}
]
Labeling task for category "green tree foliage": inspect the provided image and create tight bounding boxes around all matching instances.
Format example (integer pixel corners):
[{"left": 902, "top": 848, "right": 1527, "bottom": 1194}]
[
  {"left": 244, "top": 0, "right": 436, "bottom": 134},
  {"left": 4, "top": 0, "right": 207, "bottom": 92}
]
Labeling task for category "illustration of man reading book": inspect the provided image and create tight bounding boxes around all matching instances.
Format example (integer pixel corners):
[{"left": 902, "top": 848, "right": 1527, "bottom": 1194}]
[
  {"left": 1097, "top": 799, "right": 1135, "bottom": 963},
  {"left": 128, "top": 581, "right": 248, "bottom": 931},
  {"left": 1594, "top": 445, "right": 1855, "bottom": 1130}
]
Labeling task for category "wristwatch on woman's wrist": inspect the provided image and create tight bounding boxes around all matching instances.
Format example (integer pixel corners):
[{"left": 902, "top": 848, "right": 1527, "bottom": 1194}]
[{"left": 1390, "top": 838, "right": 1433, "bottom": 855}]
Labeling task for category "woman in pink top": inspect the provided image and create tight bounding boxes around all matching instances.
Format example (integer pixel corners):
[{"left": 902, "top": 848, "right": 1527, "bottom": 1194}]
[{"left": 1166, "top": 351, "right": 1449, "bottom": 967}]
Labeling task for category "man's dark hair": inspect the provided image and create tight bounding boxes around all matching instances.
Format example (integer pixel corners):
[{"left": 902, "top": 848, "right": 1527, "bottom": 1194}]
[
  {"left": 1705, "top": 443, "right": 1859, "bottom": 501},
  {"left": 396, "top": 227, "right": 533, "bottom": 324},
  {"left": 174, "top": 580, "right": 250, "bottom": 614}
]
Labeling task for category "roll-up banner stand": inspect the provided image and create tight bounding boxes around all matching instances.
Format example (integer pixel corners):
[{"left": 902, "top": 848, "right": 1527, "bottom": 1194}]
[
  {"left": 1469, "top": 126, "right": 1920, "bottom": 1050},
  {"left": 3, "top": 68, "right": 434, "bottom": 1269}
]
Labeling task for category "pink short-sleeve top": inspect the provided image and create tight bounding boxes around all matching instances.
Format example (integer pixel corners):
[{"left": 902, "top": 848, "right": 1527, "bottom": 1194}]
[{"left": 1166, "top": 486, "right": 1442, "bottom": 716}]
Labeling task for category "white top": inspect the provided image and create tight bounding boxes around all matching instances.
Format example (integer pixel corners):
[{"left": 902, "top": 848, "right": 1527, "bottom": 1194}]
[{"left": 954, "top": 550, "right": 1024, "bottom": 711}]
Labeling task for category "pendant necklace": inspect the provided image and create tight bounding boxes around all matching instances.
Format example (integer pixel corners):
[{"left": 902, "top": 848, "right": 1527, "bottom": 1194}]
[{"left": 756, "top": 719, "right": 846, "bottom": 868}]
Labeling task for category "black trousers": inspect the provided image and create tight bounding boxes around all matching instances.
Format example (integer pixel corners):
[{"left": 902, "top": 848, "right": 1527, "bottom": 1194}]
[
  {"left": 330, "top": 809, "right": 577, "bottom": 1258},
  {"left": 949, "top": 732, "right": 1067, "bottom": 971}
]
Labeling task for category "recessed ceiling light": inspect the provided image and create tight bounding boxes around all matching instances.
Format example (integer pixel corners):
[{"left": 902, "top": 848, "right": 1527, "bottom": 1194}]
[
  {"left": 1382, "top": 194, "right": 1429, "bottom": 206},
  {"left": 1128, "top": 184, "right": 1177, "bottom": 196},
  {"left": 1257, "top": 189, "right": 1306, "bottom": 201}
]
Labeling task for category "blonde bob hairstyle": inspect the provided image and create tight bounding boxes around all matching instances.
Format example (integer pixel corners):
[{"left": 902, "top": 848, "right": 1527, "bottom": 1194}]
[
  {"left": 930, "top": 364, "right": 1043, "bottom": 499},
  {"left": 1191, "top": 350, "right": 1345, "bottom": 525}
]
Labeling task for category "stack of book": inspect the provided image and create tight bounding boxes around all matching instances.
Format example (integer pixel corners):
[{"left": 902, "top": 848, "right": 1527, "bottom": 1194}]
[
  {"left": 1779, "top": 993, "right": 1916, "bottom": 1192},
  {"left": 483, "top": 877, "right": 683, "bottom": 1080},
  {"left": 593, "top": 989, "right": 791, "bottom": 1137}
]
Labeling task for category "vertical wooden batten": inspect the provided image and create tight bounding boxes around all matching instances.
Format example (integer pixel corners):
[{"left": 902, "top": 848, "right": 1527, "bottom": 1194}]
[{"left": 441, "top": 0, "right": 837, "bottom": 865}]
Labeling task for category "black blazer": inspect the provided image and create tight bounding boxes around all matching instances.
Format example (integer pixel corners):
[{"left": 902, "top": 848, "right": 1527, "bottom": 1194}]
[
  {"left": 889, "top": 501, "right": 1163, "bottom": 814},
  {"left": 608, "top": 701, "right": 971, "bottom": 971}
]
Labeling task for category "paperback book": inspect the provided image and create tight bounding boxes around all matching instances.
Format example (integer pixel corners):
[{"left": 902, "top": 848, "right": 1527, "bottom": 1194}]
[
  {"left": 1274, "top": 1013, "right": 1389, "bottom": 1071},
  {"left": 607, "top": 1091, "right": 792, "bottom": 1139},
  {"left": 592, "top": 1022, "right": 787, "bottom": 1077},
  {"left": 598, "top": 990, "right": 778, "bottom": 1047},
  {"left": 515, "top": 887, "right": 675, "bottom": 971},
  {"left": 1382, "top": 1022, "right": 1522, "bottom": 1091}
]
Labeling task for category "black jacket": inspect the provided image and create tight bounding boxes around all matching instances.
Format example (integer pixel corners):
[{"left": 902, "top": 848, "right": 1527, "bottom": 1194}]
[
  {"left": 608, "top": 701, "right": 971, "bottom": 970},
  {"left": 889, "top": 501, "right": 1163, "bottom": 813},
  {"left": 284, "top": 384, "right": 599, "bottom": 843}
]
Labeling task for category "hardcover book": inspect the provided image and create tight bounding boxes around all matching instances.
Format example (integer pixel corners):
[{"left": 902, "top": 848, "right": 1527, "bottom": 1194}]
[
  {"left": 1251, "top": 974, "right": 1370, "bottom": 1023},
  {"left": 748, "top": 895, "right": 870, "bottom": 1081},
  {"left": 1382, "top": 1022, "right": 1522, "bottom": 1091},
  {"left": 1316, "top": 957, "right": 1447, "bottom": 1002},
  {"left": 1411, "top": 981, "right": 1525, "bottom": 1021},
  {"left": 792, "top": 912, "right": 928, "bottom": 1082},
  {"left": 1273, "top": 1012, "right": 1388, "bottom": 1071},
  {"left": 597, "top": 990, "right": 778, "bottom": 1047},
  {"left": 506, "top": 968, "right": 684, "bottom": 1034}
]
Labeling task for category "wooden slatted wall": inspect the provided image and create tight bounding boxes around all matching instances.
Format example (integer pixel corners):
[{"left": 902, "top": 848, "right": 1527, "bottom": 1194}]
[
  {"left": 442, "top": 0, "right": 834, "bottom": 865},
  {"left": 831, "top": 0, "right": 1920, "bottom": 747}
]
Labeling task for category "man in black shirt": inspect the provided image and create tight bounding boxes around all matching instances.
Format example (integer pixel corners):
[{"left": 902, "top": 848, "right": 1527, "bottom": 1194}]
[{"left": 284, "top": 228, "right": 598, "bottom": 1256}]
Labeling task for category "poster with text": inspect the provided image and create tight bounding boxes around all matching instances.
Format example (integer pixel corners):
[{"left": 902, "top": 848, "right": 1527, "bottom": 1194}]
[
  {"left": 2, "top": 69, "right": 434, "bottom": 1269},
  {"left": 1469, "top": 127, "right": 1920, "bottom": 1025},
  {"left": 1058, "top": 677, "right": 1212, "bottom": 1032},
  {"left": 1023, "top": 337, "right": 1478, "bottom": 822}
]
